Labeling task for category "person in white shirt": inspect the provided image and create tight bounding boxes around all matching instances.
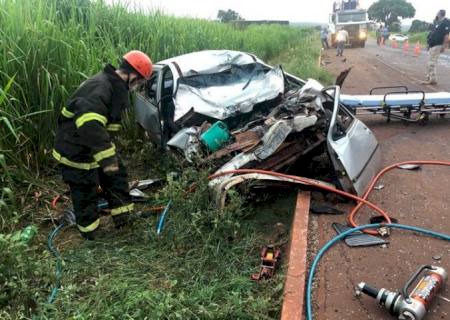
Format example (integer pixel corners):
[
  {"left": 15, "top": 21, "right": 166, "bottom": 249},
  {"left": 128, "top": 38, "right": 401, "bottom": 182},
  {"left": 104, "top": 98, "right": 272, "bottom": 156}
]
[{"left": 336, "top": 29, "right": 349, "bottom": 56}]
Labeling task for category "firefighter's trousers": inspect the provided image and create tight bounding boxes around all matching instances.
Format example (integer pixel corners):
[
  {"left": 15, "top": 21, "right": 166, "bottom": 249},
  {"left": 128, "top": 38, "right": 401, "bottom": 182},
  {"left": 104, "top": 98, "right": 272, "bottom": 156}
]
[{"left": 61, "top": 161, "right": 133, "bottom": 235}]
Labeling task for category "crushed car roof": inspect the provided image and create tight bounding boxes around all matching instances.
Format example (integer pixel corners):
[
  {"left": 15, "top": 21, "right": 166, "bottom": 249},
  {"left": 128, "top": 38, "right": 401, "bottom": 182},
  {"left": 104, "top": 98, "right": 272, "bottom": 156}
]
[
  {"left": 159, "top": 50, "right": 286, "bottom": 121},
  {"left": 157, "top": 50, "right": 263, "bottom": 77}
]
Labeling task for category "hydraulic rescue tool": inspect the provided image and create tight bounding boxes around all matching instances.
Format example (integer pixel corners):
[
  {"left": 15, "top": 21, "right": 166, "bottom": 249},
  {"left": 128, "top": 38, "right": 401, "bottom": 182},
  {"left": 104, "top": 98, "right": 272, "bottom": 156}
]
[{"left": 357, "top": 265, "right": 448, "bottom": 320}]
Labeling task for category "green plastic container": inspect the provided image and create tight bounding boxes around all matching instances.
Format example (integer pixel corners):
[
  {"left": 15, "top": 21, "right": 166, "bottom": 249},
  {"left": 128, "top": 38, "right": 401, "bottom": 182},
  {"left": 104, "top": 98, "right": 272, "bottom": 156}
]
[
  {"left": 20, "top": 225, "right": 38, "bottom": 244},
  {"left": 11, "top": 225, "right": 38, "bottom": 244},
  {"left": 200, "top": 121, "right": 231, "bottom": 152}
]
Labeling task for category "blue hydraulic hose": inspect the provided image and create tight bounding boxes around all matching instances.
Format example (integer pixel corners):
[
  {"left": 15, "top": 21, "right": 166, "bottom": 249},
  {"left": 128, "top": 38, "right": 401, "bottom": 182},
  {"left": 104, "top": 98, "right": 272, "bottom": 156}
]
[
  {"left": 47, "top": 223, "right": 65, "bottom": 303},
  {"left": 306, "top": 223, "right": 450, "bottom": 320},
  {"left": 156, "top": 200, "right": 173, "bottom": 235}
]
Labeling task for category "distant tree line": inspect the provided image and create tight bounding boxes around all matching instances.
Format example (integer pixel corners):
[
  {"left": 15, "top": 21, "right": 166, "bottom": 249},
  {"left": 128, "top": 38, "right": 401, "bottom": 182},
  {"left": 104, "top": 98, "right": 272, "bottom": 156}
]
[
  {"left": 409, "top": 19, "right": 433, "bottom": 33},
  {"left": 217, "top": 9, "right": 243, "bottom": 23},
  {"left": 368, "top": 0, "right": 415, "bottom": 32}
]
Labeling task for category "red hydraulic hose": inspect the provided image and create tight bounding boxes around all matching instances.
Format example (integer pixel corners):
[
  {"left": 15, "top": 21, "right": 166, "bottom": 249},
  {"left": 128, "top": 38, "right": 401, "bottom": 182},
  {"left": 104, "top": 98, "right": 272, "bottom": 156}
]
[
  {"left": 347, "top": 160, "right": 450, "bottom": 235},
  {"left": 209, "top": 161, "right": 450, "bottom": 236},
  {"left": 208, "top": 169, "right": 393, "bottom": 233}
]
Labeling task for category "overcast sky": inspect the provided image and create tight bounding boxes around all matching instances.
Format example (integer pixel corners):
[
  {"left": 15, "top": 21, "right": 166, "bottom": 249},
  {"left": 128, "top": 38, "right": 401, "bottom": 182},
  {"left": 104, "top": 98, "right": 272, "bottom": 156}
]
[{"left": 114, "top": 0, "right": 449, "bottom": 24}]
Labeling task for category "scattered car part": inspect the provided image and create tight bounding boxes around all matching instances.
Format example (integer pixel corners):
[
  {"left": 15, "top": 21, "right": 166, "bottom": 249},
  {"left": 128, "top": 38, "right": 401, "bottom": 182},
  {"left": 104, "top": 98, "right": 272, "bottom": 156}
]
[
  {"left": 208, "top": 168, "right": 392, "bottom": 226},
  {"left": 437, "top": 295, "right": 450, "bottom": 303},
  {"left": 166, "top": 127, "right": 198, "bottom": 150},
  {"left": 135, "top": 179, "right": 162, "bottom": 189},
  {"left": 326, "top": 86, "right": 381, "bottom": 196},
  {"left": 211, "top": 172, "right": 334, "bottom": 210},
  {"left": 250, "top": 245, "right": 281, "bottom": 281},
  {"left": 129, "top": 188, "right": 147, "bottom": 198},
  {"left": 357, "top": 265, "right": 448, "bottom": 320},
  {"left": 370, "top": 216, "right": 399, "bottom": 224},
  {"left": 332, "top": 223, "right": 388, "bottom": 247},
  {"left": 398, "top": 164, "right": 421, "bottom": 171},
  {"left": 335, "top": 67, "right": 352, "bottom": 87},
  {"left": 310, "top": 203, "right": 344, "bottom": 215}
]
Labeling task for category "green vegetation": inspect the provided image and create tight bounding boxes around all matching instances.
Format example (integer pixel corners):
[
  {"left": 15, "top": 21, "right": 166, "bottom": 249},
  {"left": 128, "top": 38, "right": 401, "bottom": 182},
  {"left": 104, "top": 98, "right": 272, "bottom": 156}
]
[
  {"left": 270, "top": 45, "right": 332, "bottom": 85},
  {"left": 368, "top": 0, "right": 415, "bottom": 32},
  {"left": 2, "top": 154, "right": 297, "bottom": 318},
  {"left": 409, "top": 19, "right": 432, "bottom": 33},
  {"left": 0, "top": 0, "right": 330, "bottom": 318},
  {"left": 0, "top": 229, "right": 52, "bottom": 319},
  {"left": 408, "top": 32, "right": 428, "bottom": 46}
]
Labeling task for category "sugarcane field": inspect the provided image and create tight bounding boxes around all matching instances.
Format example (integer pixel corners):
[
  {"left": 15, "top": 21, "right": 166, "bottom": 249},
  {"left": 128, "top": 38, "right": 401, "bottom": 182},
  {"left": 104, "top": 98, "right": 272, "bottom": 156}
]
[{"left": 1, "top": 0, "right": 449, "bottom": 319}]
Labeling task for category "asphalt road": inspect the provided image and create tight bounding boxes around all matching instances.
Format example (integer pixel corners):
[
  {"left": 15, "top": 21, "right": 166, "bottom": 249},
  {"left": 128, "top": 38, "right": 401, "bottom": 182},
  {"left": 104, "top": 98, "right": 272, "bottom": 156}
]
[
  {"left": 323, "top": 38, "right": 450, "bottom": 93},
  {"left": 314, "top": 38, "right": 450, "bottom": 320}
]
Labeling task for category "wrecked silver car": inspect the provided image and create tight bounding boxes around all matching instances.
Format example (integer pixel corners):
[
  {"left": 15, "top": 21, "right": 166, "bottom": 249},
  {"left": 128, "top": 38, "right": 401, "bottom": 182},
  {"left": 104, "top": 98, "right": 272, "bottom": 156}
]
[{"left": 134, "top": 50, "right": 380, "bottom": 196}]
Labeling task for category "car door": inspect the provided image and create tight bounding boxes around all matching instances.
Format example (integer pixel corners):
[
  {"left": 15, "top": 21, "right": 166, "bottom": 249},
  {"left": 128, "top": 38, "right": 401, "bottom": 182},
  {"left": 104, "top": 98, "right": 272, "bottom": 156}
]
[
  {"left": 134, "top": 65, "right": 163, "bottom": 145},
  {"left": 326, "top": 86, "right": 381, "bottom": 196}
]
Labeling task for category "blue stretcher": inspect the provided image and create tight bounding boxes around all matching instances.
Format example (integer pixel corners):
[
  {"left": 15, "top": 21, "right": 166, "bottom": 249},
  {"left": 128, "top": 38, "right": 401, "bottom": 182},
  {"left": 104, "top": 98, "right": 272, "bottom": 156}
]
[{"left": 340, "top": 86, "right": 450, "bottom": 122}]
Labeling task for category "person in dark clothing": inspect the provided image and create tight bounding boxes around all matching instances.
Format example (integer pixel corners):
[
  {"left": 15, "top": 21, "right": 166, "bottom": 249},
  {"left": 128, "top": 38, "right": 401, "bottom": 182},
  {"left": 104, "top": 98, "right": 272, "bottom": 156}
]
[
  {"left": 376, "top": 25, "right": 383, "bottom": 46},
  {"left": 53, "top": 50, "right": 153, "bottom": 239},
  {"left": 422, "top": 10, "right": 449, "bottom": 85}
]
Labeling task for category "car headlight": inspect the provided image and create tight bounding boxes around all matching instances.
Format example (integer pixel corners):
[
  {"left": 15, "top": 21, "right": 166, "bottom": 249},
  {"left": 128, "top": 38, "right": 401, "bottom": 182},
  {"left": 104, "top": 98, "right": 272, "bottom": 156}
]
[{"left": 359, "top": 31, "right": 367, "bottom": 39}]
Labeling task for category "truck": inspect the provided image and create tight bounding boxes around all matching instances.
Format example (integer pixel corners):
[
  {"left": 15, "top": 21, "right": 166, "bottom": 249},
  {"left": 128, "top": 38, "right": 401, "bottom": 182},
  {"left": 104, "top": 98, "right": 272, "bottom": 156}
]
[{"left": 329, "top": 1, "right": 369, "bottom": 48}]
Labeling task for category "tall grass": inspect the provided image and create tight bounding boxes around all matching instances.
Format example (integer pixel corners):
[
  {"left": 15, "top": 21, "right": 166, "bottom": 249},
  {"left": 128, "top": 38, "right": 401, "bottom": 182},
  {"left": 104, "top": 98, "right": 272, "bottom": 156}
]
[
  {"left": 0, "top": 0, "right": 321, "bottom": 185},
  {"left": 408, "top": 32, "right": 427, "bottom": 46}
]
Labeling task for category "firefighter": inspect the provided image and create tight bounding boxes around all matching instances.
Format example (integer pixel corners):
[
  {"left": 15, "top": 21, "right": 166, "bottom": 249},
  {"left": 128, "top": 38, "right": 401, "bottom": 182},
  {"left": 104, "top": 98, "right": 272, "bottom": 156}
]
[{"left": 53, "top": 50, "right": 152, "bottom": 239}]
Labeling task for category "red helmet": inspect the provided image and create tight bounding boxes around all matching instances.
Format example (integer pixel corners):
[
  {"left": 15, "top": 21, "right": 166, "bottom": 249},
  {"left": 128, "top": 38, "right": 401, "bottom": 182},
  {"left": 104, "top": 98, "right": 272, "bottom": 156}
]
[{"left": 123, "top": 50, "right": 153, "bottom": 80}]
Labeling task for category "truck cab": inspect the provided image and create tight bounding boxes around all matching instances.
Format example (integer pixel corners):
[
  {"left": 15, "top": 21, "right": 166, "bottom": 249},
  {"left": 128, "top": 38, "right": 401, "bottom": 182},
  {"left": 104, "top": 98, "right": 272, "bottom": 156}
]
[{"left": 329, "top": 9, "right": 369, "bottom": 47}]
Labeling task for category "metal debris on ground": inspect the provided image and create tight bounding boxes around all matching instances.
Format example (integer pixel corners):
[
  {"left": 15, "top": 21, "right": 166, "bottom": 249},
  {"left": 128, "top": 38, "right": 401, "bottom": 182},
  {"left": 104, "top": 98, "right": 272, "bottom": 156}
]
[
  {"left": 398, "top": 164, "right": 422, "bottom": 170},
  {"left": 369, "top": 216, "right": 399, "bottom": 224},
  {"left": 129, "top": 188, "right": 148, "bottom": 198},
  {"left": 373, "top": 184, "right": 384, "bottom": 190},
  {"left": 310, "top": 202, "right": 344, "bottom": 215},
  {"left": 332, "top": 223, "right": 388, "bottom": 247}
]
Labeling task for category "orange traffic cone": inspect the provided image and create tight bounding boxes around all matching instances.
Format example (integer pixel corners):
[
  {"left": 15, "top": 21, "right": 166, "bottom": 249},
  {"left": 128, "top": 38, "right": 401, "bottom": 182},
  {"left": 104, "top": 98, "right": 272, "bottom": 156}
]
[
  {"left": 391, "top": 40, "right": 398, "bottom": 49},
  {"left": 414, "top": 42, "right": 421, "bottom": 57},
  {"left": 403, "top": 40, "right": 409, "bottom": 55}
]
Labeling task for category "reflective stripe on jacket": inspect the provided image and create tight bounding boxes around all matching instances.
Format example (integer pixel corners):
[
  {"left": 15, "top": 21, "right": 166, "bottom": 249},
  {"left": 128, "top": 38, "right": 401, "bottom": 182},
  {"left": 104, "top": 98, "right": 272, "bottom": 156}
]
[{"left": 53, "top": 64, "right": 129, "bottom": 170}]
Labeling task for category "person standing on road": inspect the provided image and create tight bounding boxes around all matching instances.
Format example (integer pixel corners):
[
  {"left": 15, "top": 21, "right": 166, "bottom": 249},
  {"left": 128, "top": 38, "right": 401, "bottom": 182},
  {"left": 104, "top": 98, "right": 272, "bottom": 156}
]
[
  {"left": 336, "top": 29, "right": 349, "bottom": 56},
  {"left": 321, "top": 27, "right": 329, "bottom": 49},
  {"left": 382, "top": 25, "right": 390, "bottom": 45},
  {"left": 376, "top": 25, "right": 383, "bottom": 46},
  {"left": 53, "top": 50, "right": 153, "bottom": 239},
  {"left": 422, "top": 10, "right": 449, "bottom": 85}
]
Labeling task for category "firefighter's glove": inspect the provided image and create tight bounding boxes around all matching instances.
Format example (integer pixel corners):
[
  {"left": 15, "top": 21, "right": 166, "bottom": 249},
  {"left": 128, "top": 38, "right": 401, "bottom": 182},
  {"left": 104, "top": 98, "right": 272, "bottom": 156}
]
[{"left": 103, "top": 162, "right": 119, "bottom": 175}]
